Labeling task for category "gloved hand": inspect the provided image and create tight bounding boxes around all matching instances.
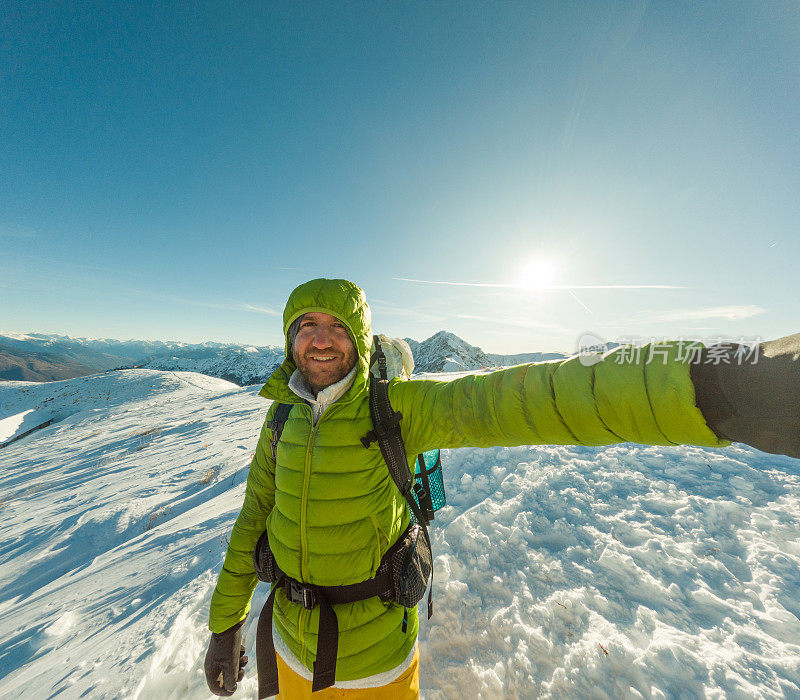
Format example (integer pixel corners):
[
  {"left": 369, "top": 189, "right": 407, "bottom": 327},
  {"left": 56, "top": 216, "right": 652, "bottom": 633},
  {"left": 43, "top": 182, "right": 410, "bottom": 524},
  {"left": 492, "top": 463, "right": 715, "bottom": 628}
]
[
  {"left": 691, "top": 332, "right": 800, "bottom": 459},
  {"left": 204, "top": 619, "right": 248, "bottom": 696}
]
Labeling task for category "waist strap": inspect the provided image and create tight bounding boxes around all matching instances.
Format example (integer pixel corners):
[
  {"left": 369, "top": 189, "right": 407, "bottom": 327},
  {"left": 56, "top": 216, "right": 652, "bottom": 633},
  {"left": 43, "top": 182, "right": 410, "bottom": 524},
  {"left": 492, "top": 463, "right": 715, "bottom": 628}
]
[{"left": 256, "top": 569, "right": 393, "bottom": 697}]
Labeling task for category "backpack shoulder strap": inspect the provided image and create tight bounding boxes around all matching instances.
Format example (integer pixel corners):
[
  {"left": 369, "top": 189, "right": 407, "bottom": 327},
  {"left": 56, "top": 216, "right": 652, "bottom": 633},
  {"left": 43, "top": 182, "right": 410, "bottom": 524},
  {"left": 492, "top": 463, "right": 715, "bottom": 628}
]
[
  {"left": 364, "top": 372, "right": 434, "bottom": 619},
  {"left": 361, "top": 337, "right": 435, "bottom": 618},
  {"left": 265, "top": 403, "right": 293, "bottom": 460},
  {"left": 361, "top": 337, "right": 430, "bottom": 527}
]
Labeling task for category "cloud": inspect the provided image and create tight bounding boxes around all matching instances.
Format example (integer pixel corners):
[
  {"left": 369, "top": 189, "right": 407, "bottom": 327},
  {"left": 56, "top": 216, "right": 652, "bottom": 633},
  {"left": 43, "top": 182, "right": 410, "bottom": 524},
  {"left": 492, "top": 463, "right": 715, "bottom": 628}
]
[
  {"left": 650, "top": 305, "right": 766, "bottom": 322},
  {"left": 369, "top": 299, "right": 446, "bottom": 324},
  {"left": 454, "top": 313, "right": 571, "bottom": 333},
  {"left": 129, "top": 288, "right": 280, "bottom": 315},
  {"left": 394, "top": 277, "right": 684, "bottom": 290},
  {"left": 240, "top": 303, "right": 281, "bottom": 316}
]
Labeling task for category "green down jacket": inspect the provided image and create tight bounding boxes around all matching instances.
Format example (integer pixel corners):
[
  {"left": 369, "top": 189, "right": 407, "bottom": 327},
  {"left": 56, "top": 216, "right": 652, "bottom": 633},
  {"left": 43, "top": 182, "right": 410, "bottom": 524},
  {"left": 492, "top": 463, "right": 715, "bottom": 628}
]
[{"left": 208, "top": 278, "right": 728, "bottom": 681}]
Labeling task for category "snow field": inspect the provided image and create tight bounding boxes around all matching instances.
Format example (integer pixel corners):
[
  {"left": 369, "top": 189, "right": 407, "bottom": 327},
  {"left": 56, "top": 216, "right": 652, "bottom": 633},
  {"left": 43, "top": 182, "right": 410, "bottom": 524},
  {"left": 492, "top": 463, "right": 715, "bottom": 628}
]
[
  {"left": 421, "top": 444, "right": 800, "bottom": 698},
  {"left": 0, "top": 371, "right": 264, "bottom": 698},
  {"left": 0, "top": 369, "right": 799, "bottom": 699}
]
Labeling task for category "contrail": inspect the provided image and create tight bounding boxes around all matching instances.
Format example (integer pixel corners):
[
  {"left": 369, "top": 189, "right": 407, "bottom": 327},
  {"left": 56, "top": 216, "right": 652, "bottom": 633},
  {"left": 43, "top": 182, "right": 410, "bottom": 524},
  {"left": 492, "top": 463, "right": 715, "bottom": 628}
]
[
  {"left": 393, "top": 277, "right": 685, "bottom": 290},
  {"left": 569, "top": 291, "right": 593, "bottom": 313}
]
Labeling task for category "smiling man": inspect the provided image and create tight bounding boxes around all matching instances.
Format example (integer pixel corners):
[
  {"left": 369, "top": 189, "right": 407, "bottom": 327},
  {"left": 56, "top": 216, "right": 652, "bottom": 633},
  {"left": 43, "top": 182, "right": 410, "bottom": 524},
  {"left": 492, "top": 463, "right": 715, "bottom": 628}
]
[
  {"left": 289, "top": 312, "right": 358, "bottom": 396},
  {"left": 204, "top": 278, "right": 799, "bottom": 699}
]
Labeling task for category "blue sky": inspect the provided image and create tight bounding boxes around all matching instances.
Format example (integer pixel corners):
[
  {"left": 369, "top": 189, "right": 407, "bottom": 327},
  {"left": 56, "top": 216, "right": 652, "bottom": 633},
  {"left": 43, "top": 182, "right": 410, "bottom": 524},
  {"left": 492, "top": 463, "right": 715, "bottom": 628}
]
[{"left": 1, "top": 2, "right": 797, "bottom": 354}]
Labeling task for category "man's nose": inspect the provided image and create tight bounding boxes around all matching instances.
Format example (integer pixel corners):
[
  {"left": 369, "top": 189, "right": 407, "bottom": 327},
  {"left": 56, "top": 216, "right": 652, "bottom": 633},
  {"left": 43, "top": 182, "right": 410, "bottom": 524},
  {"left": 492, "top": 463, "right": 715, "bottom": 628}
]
[{"left": 311, "top": 326, "right": 332, "bottom": 348}]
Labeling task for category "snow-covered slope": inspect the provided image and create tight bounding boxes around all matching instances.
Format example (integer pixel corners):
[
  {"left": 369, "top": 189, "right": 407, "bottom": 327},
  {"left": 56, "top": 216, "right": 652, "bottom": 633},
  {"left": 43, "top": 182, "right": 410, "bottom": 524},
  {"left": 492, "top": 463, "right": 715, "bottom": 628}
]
[{"left": 1, "top": 370, "right": 799, "bottom": 698}]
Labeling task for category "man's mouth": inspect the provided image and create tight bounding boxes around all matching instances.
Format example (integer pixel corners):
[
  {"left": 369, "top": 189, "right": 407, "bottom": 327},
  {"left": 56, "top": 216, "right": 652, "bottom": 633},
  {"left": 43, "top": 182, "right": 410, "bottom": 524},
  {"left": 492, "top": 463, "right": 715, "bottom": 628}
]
[{"left": 309, "top": 355, "right": 338, "bottom": 363}]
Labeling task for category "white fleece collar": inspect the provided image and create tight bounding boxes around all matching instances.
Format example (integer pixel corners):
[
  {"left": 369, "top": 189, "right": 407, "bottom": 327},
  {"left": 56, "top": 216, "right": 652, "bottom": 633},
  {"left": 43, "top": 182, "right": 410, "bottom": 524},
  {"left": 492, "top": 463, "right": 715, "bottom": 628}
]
[{"left": 288, "top": 365, "right": 357, "bottom": 425}]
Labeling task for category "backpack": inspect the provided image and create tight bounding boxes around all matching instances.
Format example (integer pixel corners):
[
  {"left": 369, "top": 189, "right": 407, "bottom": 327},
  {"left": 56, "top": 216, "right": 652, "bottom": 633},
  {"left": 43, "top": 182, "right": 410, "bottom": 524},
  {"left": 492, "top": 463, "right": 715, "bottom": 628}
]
[{"left": 253, "top": 335, "right": 446, "bottom": 697}]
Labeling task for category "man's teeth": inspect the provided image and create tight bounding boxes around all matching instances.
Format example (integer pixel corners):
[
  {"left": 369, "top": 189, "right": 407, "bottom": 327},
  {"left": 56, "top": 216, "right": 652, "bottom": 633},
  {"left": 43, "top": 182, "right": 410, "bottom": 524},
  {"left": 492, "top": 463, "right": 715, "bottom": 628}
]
[{"left": 311, "top": 356, "right": 335, "bottom": 361}]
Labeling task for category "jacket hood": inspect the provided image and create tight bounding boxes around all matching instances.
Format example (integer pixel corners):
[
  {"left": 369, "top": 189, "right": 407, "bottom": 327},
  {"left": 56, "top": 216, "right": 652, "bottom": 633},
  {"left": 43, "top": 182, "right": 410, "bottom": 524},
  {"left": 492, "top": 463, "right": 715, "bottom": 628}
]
[{"left": 259, "top": 278, "right": 372, "bottom": 404}]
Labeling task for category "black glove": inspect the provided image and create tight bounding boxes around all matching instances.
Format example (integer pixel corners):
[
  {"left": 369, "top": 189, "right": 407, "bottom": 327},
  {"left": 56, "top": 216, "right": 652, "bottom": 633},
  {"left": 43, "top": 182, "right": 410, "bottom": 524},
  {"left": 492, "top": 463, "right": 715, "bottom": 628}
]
[
  {"left": 691, "top": 333, "right": 800, "bottom": 459},
  {"left": 204, "top": 619, "right": 248, "bottom": 696}
]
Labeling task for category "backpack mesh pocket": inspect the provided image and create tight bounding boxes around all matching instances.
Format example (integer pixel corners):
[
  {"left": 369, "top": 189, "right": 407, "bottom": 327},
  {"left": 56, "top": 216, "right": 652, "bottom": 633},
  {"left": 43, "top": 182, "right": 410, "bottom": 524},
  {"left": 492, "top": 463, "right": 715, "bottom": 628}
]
[{"left": 377, "top": 523, "right": 432, "bottom": 608}]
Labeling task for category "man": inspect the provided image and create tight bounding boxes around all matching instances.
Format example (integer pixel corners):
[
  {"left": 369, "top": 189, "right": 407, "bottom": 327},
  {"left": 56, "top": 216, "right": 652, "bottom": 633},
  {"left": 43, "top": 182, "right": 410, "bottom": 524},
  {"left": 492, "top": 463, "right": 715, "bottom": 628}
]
[{"left": 205, "top": 277, "right": 799, "bottom": 698}]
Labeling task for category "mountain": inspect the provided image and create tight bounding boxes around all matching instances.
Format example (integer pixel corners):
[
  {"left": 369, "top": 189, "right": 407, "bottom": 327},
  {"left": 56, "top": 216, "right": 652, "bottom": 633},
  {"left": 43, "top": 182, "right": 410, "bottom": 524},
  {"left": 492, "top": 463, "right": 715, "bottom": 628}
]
[
  {"left": 404, "top": 330, "right": 491, "bottom": 372},
  {"left": 142, "top": 346, "right": 285, "bottom": 386},
  {"left": 137, "top": 331, "right": 568, "bottom": 382},
  {"left": 0, "top": 332, "right": 238, "bottom": 365},
  {"left": 1, "top": 370, "right": 797, "bottom": 698},
  {"left": 0, "top": 333, "right": 141, "bottom": 371},
  {"left": 0, "top": 333, "right": 285, "bottom": 385},
  {"left": 0, "top": 345, "right": 101, "bottom": 382}
]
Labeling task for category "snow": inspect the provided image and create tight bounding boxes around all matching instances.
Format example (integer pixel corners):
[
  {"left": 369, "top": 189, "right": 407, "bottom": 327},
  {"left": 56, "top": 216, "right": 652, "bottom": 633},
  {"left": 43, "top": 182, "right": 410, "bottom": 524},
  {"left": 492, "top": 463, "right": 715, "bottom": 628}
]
[
  {"left": 1, "top": 369, "right": 799, "bottom": 699},
  {"left": 407, "top": 331, "right": 493, "bottom": 372},
  {"left": 0, "top": 409, "right": 35, "bottom": 443},
  {"left": 142, "top": 348, "right": 283, "bottom": 386}
]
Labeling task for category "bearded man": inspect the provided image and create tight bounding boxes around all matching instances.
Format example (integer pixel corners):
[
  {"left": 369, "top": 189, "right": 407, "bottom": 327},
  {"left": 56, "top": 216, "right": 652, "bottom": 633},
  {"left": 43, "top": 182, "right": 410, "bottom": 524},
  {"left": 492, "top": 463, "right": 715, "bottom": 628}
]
[{"left": 204, "top": 278, "right": 799, "bottom": 698}]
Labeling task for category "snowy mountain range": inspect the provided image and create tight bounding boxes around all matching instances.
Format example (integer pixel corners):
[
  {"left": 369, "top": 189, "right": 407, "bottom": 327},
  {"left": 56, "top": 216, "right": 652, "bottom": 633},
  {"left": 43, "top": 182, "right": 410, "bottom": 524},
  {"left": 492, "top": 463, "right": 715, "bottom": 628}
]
[
  {"left": 141, "top": 346, "right": 286, "bottom": 387},
  {"left": 1, "top": 369, "right": 798, "bottom": 698},
  {"left": 0, "top": 331, "right": 569, "bottom": 384},
  {"left": 0, "top": 332, "right": 225, "bottom": 369},
  {"left": 0, "top": 333, "right": 287, "bottom": 384}
]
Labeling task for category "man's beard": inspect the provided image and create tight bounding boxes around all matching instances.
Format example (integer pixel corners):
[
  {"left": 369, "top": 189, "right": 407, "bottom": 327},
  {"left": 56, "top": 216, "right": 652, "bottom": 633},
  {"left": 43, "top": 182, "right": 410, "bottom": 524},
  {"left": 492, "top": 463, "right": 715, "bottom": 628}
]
[{"left": 294, "top": 350, "right": 357, "bottom": 394}]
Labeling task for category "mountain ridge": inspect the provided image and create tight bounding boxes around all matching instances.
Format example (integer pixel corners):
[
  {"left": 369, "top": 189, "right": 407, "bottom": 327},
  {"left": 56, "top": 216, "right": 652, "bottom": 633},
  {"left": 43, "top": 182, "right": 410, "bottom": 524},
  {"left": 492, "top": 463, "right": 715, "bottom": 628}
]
[
  {"left": 0, "top": 331, "right": 569, "bottom": 384},
  {"left": 0, "top": 344, "right": 100, "bottom": 382}
]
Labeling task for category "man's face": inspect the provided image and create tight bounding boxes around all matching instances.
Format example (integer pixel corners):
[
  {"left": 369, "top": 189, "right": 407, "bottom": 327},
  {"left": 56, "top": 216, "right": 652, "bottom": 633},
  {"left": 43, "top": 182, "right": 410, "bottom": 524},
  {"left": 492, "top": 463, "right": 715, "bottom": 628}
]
[{"left": 291, "top": 312, "right": 358, "bottom": 394}]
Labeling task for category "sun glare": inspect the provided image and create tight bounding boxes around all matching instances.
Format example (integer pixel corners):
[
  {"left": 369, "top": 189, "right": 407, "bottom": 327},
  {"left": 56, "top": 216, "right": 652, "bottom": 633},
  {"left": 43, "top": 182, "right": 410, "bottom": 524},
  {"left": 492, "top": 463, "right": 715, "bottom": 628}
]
[{"left": 518, "top": 258, "right": 558, "bottom": 291}]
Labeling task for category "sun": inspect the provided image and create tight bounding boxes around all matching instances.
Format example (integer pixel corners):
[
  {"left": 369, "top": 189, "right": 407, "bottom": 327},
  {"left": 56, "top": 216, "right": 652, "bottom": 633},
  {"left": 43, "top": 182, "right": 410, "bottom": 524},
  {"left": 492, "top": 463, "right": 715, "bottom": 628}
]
[{"left": 517, "top": 258, "right": 558, "bottom": 291}]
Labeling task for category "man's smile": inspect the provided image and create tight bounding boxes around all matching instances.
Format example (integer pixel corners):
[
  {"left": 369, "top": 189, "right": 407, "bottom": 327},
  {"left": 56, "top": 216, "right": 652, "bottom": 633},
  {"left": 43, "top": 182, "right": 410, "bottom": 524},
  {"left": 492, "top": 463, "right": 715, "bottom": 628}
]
[{"left": 309, "top": 355, "right": 339, "bottom": 363}]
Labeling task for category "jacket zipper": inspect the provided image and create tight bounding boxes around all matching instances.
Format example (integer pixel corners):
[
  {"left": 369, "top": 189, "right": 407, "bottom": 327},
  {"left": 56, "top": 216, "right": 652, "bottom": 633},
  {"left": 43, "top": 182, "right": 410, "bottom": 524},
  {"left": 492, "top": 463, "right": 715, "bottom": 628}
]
[
  {"left": 299, "top": 404, "right": 316, "bottom": 581},
  {"left": 298, "top": 403, "right": 314, "bottom": 667},
  {"left": 298, "top": 401, "right": 338, "bottom": 667}
]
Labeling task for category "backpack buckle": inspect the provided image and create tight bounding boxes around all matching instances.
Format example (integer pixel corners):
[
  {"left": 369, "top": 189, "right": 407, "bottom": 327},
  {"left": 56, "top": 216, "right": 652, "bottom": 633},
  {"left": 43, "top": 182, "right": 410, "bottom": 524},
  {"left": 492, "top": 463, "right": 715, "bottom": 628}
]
[
  {"left": 270, "top": 434, "right": 279, "bottom": 459},
  {"left": 285, "top": 579, "right": 317, "bottom": 609}
]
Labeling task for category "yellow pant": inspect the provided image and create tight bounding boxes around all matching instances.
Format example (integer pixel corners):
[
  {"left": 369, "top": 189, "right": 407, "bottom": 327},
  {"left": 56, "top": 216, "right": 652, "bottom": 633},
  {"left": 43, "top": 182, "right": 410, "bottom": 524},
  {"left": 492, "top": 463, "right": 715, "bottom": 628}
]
[{"left": 275, "top": 649, "right": 420, "bottom": 699}]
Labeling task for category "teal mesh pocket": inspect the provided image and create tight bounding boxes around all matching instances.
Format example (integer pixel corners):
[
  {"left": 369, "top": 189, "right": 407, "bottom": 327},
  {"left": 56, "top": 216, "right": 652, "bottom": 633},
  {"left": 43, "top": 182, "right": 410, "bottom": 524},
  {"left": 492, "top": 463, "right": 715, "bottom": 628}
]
[{"left": 415, "top": 449, "right": 446, "bottom": 512}]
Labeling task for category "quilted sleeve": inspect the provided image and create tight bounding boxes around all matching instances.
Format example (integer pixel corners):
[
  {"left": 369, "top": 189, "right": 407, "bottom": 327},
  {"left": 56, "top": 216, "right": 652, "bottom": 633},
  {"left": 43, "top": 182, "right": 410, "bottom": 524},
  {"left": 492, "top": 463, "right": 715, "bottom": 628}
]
[
  {"left": 208, "top": 406, "right": 277, "bottom": 633},
  {"left": 392, "top": 341, "right": 730, "bottom": 456}
]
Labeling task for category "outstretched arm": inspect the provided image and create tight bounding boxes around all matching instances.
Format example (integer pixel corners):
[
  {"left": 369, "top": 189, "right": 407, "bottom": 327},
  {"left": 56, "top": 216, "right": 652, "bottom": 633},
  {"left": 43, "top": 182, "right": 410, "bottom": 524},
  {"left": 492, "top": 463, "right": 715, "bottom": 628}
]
[{"left": 392, "top": 341, "right": 729, "bottom": 456}]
